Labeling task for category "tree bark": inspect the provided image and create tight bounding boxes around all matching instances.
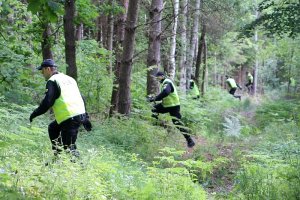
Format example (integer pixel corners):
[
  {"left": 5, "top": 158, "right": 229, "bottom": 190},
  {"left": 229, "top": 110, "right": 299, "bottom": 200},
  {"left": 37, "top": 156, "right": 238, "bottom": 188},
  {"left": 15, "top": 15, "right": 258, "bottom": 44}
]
[
  {"left": 146, "top": 0, "right": 163, "bottom": 95},
  {"left": 168, "top": 0, "right": 179, "bottom": 80},
  {"left": 41, "top": 22, "right": 53, "bottom": 60},
  {"left": 117, "top": 0, "right": 139, "bottom": 115},
  {"left": 64, "top": 0, "right": 77, "bottom": 80},
  {"left": 201, "top": 34, "right": 207, "bottom": 96},
  {"left": 178, "top": 0, "right": 188, "bottom": 92},
  {"left": 96, "top": 16, "right": 103, "bottom": 43},
  {"left": 195, "top": 23, "right": 206, "bottom": 86},
  {"left": 186, "top": 0, "right": 201, "bottom": 89},
  {"left": 75, "top": 23, "right": 83, "bottom": 41},
  {"left": 253, "top": 10, "right": 259, "bottom": 96},
  {"left": 106, "top": 10, "right": 114, "bottom": 74},
  {"left": 109, "top": 0, "right": 129, "bottom": 116}
]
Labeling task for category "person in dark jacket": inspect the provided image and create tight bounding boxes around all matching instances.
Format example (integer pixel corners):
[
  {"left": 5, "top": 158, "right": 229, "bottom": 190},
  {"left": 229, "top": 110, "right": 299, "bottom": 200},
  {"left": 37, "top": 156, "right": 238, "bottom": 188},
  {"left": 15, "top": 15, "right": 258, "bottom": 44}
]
[
  {"left": 30, "top": 59, "right": 92, "bottom": 156},
  {"left": 149, "top": 71, "right": 195, "bottom": 148}
]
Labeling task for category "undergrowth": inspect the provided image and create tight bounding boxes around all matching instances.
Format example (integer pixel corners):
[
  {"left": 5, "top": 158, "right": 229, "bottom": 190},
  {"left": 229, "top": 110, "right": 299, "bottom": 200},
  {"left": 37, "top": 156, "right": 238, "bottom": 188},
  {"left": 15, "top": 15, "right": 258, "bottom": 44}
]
[{"left": 0, "top": 100, "right": 207, "bottom": 199}]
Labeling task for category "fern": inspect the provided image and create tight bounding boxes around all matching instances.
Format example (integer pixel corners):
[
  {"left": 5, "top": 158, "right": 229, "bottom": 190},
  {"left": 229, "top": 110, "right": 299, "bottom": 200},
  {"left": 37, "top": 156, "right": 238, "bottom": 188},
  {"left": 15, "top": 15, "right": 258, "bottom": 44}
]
[{"left": 223, "top": 115, "right": 242, "bottom": 137}]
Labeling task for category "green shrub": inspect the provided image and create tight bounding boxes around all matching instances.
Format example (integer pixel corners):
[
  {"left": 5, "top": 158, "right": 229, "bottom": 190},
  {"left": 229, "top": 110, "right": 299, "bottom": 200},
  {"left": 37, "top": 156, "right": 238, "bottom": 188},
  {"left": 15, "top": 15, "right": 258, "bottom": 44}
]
[
  {"left": 231, "top": 122, "right": 300, "bottom": 199},
  {"left": 255, "top": 100, "right": 298, "bottom": 128},
  {"left": 0, "top": 102, "right": 207, "bottom": 200}
]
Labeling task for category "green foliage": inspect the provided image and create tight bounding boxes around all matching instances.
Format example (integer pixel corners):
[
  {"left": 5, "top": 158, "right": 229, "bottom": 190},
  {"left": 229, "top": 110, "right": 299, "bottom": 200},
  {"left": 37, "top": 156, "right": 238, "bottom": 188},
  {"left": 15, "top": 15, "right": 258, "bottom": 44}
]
[
  {"left": 90, "top": 117, "right": 170, "bottom": 160},
  {"left": 75, "top": 0, "right": 99, "bottom": 27},
  {"left": 0, "top": 102, "right": 207, "bottom": 200},
  {"left": 223, "top": 115, "right": 242, "bottom": 138},
  {"left": 27, "top": 0, "right": 64, "bottom": 22},
  {"left": 98, "top": 0, "right": 125, "bottom": 16},
  {"left": 242, "top": 0, "right": 300, "bottom": 38},
  {"left": 255, "top": 99, "right": 298, "bottom": 128},
  {"left": 181, "top": 86, "right": 243, "bottom": 137},
  {"left": 231, "top": 122, "right": 300, "bottom": 199},
  {"left": 77, "top": 40, "right": 112, "bottom": 113}
]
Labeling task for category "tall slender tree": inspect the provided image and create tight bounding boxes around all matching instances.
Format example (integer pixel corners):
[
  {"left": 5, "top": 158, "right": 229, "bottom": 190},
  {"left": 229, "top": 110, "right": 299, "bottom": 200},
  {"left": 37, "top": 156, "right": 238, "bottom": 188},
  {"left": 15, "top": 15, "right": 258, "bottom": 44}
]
[
  {"left": 106, "top": 1, "right": 115, "bottom": 74},
  {"left": 146, "top": 0, "right": 163, "bottom": 95},
  {"left": 168, "top": 0, "right": 179, "bottom": 80},
  {"left": 178, "top": 0, "right": 188, "bottom": 92},
  {"left": 110, "top": 0, "right": 129, "bottom": 116},
  {"left": 41, "top": 22, "right": 53, "bottom": 60},
  {"left": 117, "top": 0, "right": 139, "bottom": 115},
  {"left": 64, "top": 0, "right": 77, "bottom": 80},
  {"left": 186, "top": 0, "right": 201, "bottom": 88}
]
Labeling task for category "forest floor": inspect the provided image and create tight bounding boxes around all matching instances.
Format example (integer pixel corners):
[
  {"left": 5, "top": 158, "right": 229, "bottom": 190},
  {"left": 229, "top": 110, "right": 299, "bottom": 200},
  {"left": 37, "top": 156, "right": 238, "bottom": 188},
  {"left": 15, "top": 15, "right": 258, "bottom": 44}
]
[{"left": 194, "top": 96, "right": 260, "bottom": 196}]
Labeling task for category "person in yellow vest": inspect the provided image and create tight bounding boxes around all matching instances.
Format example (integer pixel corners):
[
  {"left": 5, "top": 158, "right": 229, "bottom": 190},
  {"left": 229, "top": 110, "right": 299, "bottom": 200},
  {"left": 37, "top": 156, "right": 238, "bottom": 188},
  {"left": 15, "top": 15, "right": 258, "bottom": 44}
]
[
  {"left": 29, "top": 59, "right": 92, "bottom": 156},
  {"left": 245, "top": 71, "right": 253, "bottom": 93},
  {"left": 225, "top": 75, "right": 241, "bottom": 100},
  {"left": 189, "top": 75, "right": 200, "bottom": 99},
  {"left": 149, "top": 71, "right": 195, "bottom": 148},
  {"left": 289, "top": 77, "right": 296, "bottom": 93}
]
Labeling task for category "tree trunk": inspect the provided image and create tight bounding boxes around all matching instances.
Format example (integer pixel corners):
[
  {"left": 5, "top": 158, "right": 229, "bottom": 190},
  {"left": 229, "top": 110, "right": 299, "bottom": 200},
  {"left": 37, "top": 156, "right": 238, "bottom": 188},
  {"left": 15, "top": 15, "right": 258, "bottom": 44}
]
[
  {"left": 64, "top": 0, "right": 77, "bottom": 80},
  {"left": 253, "top": 1, "right": 259, "bottom": 95},
  {"left": 41, "top": 22, "right": 53, "bottom": 60},
  {"left": 178, "top": 0, "right": 188, "bottom": 92},
  {"left": 107, "top": 11, "right": 114, "bottom": 74},
  {"left": 201, "top": 34, "right": 207, "bottom": 96},
  {"left": 214, "top": 52, "right": 217, "bottom": 85},
  {"left": 146, "top": 0, "right": 163, "bottom": 95},
  {"left": 185, "top": 0, "right": 201, "bottom": 89},
  {"left": 168, "top": 0, "right": 179, "bottom": 80},
  {"left": 195, "top": 23, "right": 206, "bottom": 86},
  {"left": 253, "top": 19, "right": 258, "bottom": 95},
  {"left": 96, "top": 16, "right": 103, "bottom": 43},
  {"left": 117, "top": 0, "right": 139, "bottom": 115},
  {"left": 102, "top": 15, "right": 108, "bottom": 47},
  {"left": 75, "top": 23, "right": 83, "bottom": 41},
  {"left": 109, "top": 0, "right": 129, "bottom": 116}
]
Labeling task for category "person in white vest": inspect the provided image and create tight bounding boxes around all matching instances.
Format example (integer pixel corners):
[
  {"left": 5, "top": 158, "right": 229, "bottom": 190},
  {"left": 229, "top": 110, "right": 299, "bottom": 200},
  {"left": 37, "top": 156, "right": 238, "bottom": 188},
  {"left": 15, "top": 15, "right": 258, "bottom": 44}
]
[{"left": 30, "top": 59, "right": 92, "bottom": 157}]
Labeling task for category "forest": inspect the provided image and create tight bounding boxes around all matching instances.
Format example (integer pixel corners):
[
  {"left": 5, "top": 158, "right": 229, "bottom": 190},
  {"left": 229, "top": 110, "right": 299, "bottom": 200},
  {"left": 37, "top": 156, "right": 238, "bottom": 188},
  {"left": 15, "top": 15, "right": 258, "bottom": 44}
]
[{"left": 0, "top": 0, "right": 299, "bottom": 199}]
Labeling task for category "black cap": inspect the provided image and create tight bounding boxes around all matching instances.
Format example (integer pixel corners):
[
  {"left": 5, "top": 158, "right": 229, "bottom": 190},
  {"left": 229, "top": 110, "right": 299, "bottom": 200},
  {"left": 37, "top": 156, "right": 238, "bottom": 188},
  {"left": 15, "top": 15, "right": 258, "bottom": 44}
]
[
  {"left": 36, "top": 59, "right": 57, "bottom": 70},
  {"left": 155, "top": 71, "right": 165, "bottom": 77}
]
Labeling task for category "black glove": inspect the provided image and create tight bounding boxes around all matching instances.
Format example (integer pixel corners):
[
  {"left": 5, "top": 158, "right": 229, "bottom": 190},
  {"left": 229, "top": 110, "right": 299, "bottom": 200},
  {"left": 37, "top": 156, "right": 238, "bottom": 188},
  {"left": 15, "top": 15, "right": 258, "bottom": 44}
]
[
  {"left": 83, "top": 119, "right": 92, "bottom": 131},
  {"left": 148, "top": 96, "right": 155, "bottom": 102}
]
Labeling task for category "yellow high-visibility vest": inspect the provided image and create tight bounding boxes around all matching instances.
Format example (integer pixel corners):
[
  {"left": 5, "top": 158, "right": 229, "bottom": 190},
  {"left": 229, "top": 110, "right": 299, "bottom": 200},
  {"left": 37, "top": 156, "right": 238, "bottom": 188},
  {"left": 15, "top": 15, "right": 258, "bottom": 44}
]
[
  {"left": 189, "top": 80, "right": 200, "bottom": 97},
  {"left": 49, "top": 73, "right": 85, "bottom": 124},
  {"left": 161, "top": 78, "right": 180, "bottom": 107},
  {"left": 226, "top": 78, "right": 237, "bottom": 89}
]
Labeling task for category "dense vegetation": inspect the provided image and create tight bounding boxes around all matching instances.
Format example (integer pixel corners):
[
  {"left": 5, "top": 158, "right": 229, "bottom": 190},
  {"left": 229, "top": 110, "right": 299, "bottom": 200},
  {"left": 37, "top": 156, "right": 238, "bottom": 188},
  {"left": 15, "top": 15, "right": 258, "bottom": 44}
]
[{"left": 1, "top": 0, "right": 299, "bottom": 199}]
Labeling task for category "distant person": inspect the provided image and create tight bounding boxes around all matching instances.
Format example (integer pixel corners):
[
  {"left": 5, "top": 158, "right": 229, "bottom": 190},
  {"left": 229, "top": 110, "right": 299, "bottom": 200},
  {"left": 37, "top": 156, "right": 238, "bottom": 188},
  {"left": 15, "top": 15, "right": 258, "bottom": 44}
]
[
  {"left": 189, "top": 75, "right": 200, "bottom": 99},
  {"left": 29, "top": 59, "right": 92, "bottom": 157},
  {"left": 289, "top": 77, "right": 296, "bottom": 93},
  {"left": 225, "top": 75, "right": 241, "bottom": 100},
  {"left": 245, "top": 71, "right": 253, "bottom": 94},
  {"left": 148, "top": 71, "right": 195, "bottom": 148}
]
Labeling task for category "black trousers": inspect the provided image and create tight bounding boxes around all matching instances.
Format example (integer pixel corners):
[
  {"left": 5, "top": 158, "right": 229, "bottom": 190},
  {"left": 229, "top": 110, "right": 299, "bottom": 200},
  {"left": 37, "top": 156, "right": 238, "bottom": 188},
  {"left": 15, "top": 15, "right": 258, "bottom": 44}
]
[
  {"left": 152, "top": 104, "right": 189, "bottom": 133},
  {"left": 245, "top": 82, "right": 253, "bottom": 93},
  {"left": 229, "top": 88, "right": 241, "bottom": 99},
  {"left": 48, "top": 116, "right": 81, "bottom": 154}
]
